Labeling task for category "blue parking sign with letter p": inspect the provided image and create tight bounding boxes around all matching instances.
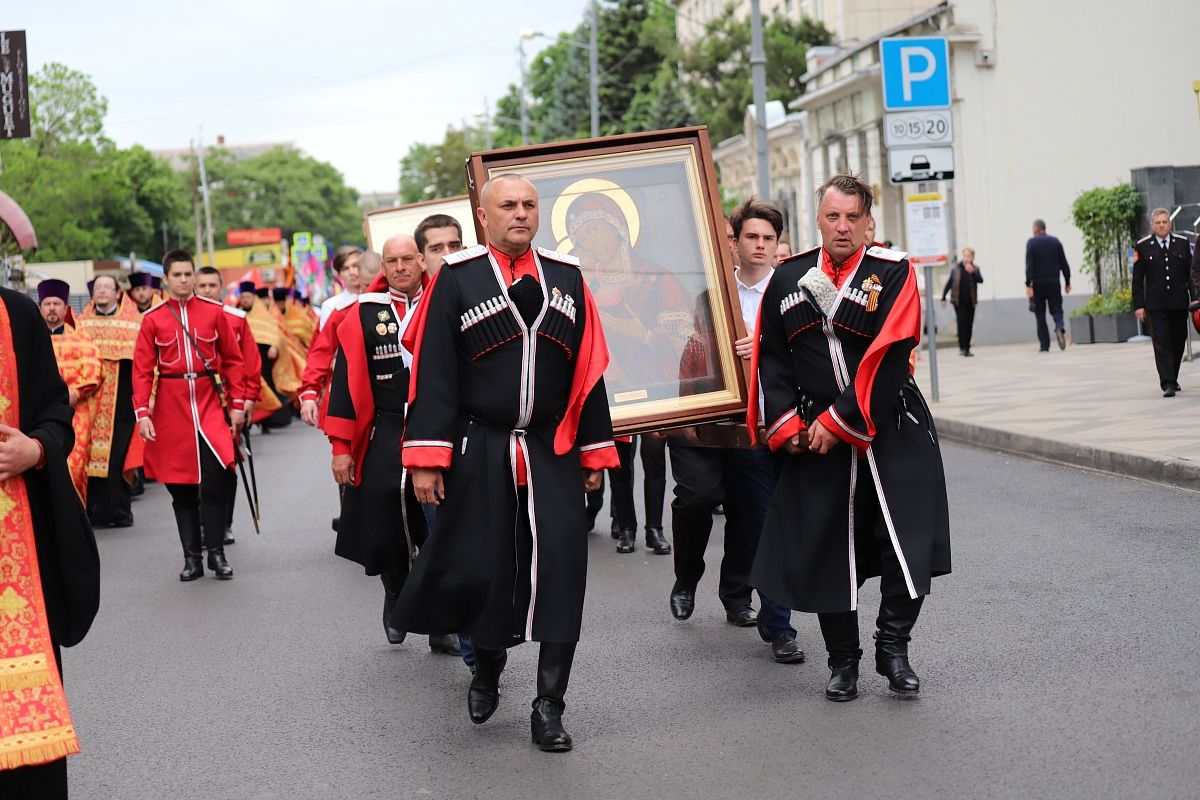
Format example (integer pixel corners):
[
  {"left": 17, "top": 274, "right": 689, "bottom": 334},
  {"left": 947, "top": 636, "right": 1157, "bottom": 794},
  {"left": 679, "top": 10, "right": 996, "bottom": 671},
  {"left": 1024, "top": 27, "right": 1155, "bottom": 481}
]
[{"left": 880, "top": 37, "right": 950, "bottom": 110}]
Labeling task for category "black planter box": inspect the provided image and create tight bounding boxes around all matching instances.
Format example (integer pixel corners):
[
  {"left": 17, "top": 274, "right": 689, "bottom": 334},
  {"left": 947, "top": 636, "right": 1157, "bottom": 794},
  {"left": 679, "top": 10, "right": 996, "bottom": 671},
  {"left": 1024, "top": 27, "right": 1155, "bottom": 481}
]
[
  {"left": 1069, "top": 314, "right": 1094, "bottom": 344},
  {"left": 1091, "top": 312, "right": 1138, "bottom": 343}
]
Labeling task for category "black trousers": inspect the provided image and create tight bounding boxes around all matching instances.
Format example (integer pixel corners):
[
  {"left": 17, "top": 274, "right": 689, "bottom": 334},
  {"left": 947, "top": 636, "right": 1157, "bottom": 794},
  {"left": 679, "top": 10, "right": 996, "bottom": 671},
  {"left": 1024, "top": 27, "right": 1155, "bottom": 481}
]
[
  {"left": 953, "top": 303, "right": 976, "bottom": 353},
  {"left": 86, "top": 416, "right": 134, "bottom": 525},
  {"left": 1147, "top": 309, "right": 1188, "bottom": 387},
  {"left": 818, "top": 477, "right": 922, "bottom": 655},
  {"left": 165, "top": 439, "right": 235, "bottom": 513},
  {"left": 1031, "top": 282, "right": 1064, "bottom": 350},
  {"left": 609, "top": 440, "right": 637, "bottom": 530},
  {"left": 667, "top": 441, "right": 754, "bottom": 608},
  {"left": 640, "top": 434, "right": 666, "bottom": 529}
]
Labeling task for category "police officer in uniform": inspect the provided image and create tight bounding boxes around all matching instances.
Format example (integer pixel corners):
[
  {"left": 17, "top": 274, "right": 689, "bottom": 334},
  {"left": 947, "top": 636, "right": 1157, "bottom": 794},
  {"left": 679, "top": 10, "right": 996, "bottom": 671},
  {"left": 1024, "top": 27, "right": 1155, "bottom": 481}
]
[{"left": 1133, "top": 208, "right": 1196, "bottom": 397}]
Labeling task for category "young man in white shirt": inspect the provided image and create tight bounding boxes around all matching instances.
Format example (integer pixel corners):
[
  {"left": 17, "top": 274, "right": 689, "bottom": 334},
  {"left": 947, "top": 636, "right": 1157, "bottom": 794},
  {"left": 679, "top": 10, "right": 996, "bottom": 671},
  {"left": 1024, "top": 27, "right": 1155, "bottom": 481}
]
[{"left": 668, "top": 199, "right": 802, "bottom": 664}]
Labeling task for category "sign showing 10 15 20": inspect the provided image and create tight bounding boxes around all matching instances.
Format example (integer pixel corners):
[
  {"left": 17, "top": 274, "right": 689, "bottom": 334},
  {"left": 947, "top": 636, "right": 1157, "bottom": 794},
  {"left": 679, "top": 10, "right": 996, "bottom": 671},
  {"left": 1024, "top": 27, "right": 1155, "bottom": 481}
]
[{"left": 884, "top": 109, "right": 953, "bottom": 148}]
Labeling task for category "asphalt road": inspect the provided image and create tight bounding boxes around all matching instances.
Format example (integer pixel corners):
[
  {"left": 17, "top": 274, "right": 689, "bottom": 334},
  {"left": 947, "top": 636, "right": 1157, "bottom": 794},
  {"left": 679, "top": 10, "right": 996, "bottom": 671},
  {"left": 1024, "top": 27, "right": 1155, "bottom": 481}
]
[{"left": 66, "top": 423, "right": 1200, "bottom": 799}]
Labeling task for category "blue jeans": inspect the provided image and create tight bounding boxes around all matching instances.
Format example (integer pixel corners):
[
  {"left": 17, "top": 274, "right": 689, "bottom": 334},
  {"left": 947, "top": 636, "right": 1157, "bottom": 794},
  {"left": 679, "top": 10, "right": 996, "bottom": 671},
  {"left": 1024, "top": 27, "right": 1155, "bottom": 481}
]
[
  {"left": 726, "top": 448, "right": 796, "bottom": 639},
  {"left": 422, "top": 501, "right": 475, "bottom": 670}
]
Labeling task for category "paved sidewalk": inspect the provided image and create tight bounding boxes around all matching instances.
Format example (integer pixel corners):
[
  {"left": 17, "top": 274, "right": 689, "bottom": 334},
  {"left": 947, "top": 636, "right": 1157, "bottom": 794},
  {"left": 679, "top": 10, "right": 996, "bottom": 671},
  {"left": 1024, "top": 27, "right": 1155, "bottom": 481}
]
[{"left": 913, "top": 337, "right": 1200, "bottom": 492}]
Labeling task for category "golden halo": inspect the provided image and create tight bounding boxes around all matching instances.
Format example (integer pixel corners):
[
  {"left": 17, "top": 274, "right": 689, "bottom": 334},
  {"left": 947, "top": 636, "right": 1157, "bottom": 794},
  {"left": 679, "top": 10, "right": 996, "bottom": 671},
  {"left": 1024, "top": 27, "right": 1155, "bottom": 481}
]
[{"left": 550, "top": 178, "right": 641, "bottom": 255}]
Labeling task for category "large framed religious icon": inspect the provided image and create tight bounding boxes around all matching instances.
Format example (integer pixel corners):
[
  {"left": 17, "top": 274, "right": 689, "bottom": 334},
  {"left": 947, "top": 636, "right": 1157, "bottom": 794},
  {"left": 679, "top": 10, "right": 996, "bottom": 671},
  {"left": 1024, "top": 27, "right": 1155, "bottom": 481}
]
[
  {"left": 465, "top": 127, "right": 748, "bottom": 436},
  {"left": 363, "top": 195, "right": 479, "bottom": 252}
]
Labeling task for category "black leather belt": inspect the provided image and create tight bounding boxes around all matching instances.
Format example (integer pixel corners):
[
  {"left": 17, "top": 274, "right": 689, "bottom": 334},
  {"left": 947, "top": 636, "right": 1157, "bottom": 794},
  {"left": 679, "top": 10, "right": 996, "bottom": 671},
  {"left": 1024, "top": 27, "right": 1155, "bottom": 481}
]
[{"left": 159, "top": 371, "right": 215, "bottom": 379}]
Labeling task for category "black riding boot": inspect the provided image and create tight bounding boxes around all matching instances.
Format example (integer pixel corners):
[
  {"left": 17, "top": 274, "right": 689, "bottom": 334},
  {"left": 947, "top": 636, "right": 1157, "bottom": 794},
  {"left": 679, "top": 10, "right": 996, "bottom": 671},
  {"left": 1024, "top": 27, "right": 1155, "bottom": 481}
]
[
  {"left": 175, "top": 507, "right": 204, "bottom": 581},
  {"left": 875, "top": 596, "right": 924, "bottom": 695},
  {"left": 468, "top": 647, "right": 507, "bottom": 724},
  {"left": 819, "top": 611, "right": 862, "bottom": 702},
  {"left": 202, "top": 504, "right": 233, "bottom": 579},
  {"left": 531, "top": 642, "right": 576, "bottom": 752},
  {"left": 380, "top": 571, "right": 406, "bottom": 645}
]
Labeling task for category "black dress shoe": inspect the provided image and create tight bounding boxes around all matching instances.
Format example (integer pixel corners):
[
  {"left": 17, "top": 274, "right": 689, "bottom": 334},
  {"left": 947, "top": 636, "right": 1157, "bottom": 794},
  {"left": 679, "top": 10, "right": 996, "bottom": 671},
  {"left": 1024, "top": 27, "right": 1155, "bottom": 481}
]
[
  {"left": 876, "top": 653, "right": 920, "bottom": 695},
  {"left": 615, "top": 527, "right": 636, "bottom": 553},
  {"left": 770, "top": 632, "right": 806, "bottom": 664},
  {"left": 669, "top": 588, "right": 695, "bottom": 620},
  {"left": 1163, "top": 386, "right": 1176, "bottom": 397},
  {"left": 530, "top": 698, "right": 573, "bottom": 752},
  {"left": 1055, "top": 329, "right": 1067, "bottom": 350},
  {"left": 825, "top": 660, "right": 859, "bottom": 701},
  {"left": 223, "top": 527, "right": 236, "bottom": 546},
  {"left": 645, "top": 527, "right": 671, "bottom": 555},
  {"left": 725, "top": 606, "right": 758, "bottom": 627},
  {"left": 1172, "top": 382, "right": 1182, "bottom": 392},
  {"left": 610, "top": 519, "right": 620, "bottom": 540},
  {"left": 429, "top": 634, "right": 461, "bottom": 656}
]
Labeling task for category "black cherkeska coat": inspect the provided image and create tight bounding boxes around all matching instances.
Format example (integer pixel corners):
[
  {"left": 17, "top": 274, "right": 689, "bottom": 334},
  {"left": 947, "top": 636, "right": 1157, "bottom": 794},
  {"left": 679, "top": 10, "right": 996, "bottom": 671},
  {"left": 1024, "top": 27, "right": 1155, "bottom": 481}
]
[
  {"left": 747, "top": 246, "right": 951, "bottom": 614},
  {"left": 391, "top": 245, "right": 618, "bottom": 650},
  {"left": 324, "top": 287, "right": 428, "bottom": 577}
]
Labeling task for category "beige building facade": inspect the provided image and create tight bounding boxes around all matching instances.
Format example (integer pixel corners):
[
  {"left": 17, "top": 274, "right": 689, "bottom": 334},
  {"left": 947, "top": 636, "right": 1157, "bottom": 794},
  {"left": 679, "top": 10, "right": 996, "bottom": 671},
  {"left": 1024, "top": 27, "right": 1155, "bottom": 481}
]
[{"left": 710, "top": 0, "right": 1200, "bottom": 343}]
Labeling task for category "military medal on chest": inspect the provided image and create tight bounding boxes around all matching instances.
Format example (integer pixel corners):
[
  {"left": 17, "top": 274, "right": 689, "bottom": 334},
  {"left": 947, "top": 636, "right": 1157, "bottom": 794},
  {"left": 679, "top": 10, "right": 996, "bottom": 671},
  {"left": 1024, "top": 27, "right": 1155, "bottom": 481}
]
[
  {"left": 861, "top": 274, "right": 883, "bottom": 312},
  {"left": 376, "top": 309, "right": 392, "bottom": 336}
]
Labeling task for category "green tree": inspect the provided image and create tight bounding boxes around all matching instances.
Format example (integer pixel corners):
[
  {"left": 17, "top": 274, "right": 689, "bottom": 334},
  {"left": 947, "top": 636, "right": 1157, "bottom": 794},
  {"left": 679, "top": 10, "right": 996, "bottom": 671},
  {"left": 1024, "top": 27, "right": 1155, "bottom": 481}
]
[
  {"left": 527, "top": 30, "right": 592, "bottom": 142},
  {"left": 491, "top": 85, "right": 525, "bottom": 149},
  {"left": 196, "top": 147, "right": 362, "bottom": 247},
  {"left": 679, "top": 8, "right": 833, "bottom": 142},
  {"left": 102, "top": 145, "right": 190, "bottom": 259},
  {"left": 0, "top": 140, "right": 115, "bottom": 260},
  {"left": 27, "top": 62, "right": 109, "bottom": 156},
  {"left": 1070, "top": 183, "right": 1142, "bottom": 295},
  {"left": 2, "top": 64, "right": 198, "bottom": 262},
  {"left": 397, "top": 127, "right": 475, "bottom": 203}
]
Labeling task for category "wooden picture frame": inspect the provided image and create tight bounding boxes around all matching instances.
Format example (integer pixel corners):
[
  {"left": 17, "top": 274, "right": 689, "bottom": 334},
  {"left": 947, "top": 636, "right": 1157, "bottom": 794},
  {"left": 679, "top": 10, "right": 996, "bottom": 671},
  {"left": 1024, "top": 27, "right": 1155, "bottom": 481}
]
[
  {"left": 465, "top": 127, "right": 748, "bottom": 436},
  {"left": 363, "top": 195, "right": 479, "bottom": 253}
]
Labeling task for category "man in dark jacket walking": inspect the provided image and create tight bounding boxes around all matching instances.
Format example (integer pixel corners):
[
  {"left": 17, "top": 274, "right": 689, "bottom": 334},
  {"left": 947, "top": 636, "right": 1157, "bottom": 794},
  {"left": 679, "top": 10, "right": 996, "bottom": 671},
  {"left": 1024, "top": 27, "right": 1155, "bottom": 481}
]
[{"left": 1025, "top": 219, "right": 1071, "bottom": 351}]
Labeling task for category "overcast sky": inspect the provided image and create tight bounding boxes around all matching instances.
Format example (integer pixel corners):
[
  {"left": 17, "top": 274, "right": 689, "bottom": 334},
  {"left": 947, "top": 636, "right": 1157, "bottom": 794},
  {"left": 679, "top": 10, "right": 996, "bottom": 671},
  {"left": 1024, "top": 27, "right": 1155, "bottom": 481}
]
[{"left": 9, "top": 0, "right": 592, "bottom": 193}]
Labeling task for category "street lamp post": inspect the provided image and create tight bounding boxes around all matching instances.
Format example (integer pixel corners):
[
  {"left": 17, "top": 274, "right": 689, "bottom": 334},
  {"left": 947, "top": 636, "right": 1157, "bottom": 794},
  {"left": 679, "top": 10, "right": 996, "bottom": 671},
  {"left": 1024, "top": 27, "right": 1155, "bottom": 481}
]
[
  {"left": 589, "top": 0, "right": 599, "bottom": 138},
  {"left": 519, "top": 34, "right": 534, "bottom": 145},
  {"left": 750, "top": 0, "right": 771, "bottom": 201}
]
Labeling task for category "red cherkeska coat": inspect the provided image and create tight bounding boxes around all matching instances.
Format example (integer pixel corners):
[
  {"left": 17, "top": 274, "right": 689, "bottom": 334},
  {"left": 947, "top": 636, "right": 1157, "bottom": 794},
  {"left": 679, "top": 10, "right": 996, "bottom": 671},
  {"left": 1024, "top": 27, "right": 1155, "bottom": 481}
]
[
  {"left": 133, "top": 294, "right": 248, "bottom": 484},
  {"left": 222, "top": 305, "right": 262, "bottom": 404}
]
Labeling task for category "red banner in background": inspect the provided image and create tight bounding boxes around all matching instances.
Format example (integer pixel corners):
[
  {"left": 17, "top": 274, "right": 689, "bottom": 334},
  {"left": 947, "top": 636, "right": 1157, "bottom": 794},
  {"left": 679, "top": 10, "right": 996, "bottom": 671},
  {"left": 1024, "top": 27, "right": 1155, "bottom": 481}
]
[{"left": 226, "top": 228, "right": 281, "bottom": 246}]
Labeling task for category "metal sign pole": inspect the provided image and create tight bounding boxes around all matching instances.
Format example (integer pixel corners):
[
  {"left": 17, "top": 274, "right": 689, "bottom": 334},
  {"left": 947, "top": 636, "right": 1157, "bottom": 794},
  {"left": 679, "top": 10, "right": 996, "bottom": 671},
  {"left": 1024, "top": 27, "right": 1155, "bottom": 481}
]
[{"left": 924, "top": 262, "right": 939, "bottom": 401}]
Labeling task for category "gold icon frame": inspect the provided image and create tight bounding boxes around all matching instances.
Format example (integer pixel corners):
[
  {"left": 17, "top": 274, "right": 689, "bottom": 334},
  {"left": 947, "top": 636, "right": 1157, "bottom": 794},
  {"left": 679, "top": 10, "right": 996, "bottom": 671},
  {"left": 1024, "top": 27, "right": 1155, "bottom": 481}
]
[{"left": 466, "top": 127, "right": 749, "bottom": 436}]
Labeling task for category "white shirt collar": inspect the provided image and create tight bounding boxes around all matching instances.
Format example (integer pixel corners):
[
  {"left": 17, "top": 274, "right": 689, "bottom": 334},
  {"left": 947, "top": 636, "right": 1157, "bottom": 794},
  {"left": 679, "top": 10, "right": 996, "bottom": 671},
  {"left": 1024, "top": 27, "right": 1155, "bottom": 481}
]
[{"left": 734, "top": 267, "right": 772, "bottom": 293}]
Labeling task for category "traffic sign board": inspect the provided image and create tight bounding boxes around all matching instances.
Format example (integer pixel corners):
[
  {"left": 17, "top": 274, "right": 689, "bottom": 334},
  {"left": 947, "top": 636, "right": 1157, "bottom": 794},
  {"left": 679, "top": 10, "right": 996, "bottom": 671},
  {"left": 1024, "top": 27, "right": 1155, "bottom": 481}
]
[
  {"left": 904, "top": 192, "right": 949, "bottom": 267},
  {"left": 884, "top": 109, "right": 953, "bottom": 148},
  {"left": 880, "top": 37, "right": 950, "bottom": 110},
  {"left": 888, "top": 146, "right": 955, "bottom": 184}
]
